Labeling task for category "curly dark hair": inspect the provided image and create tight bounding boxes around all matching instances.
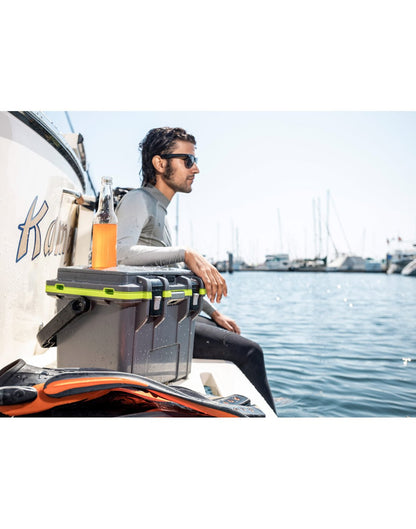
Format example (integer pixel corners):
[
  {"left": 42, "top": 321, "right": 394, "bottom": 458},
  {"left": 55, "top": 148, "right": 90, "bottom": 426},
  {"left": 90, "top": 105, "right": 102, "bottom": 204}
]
[{"left": 139, "top": 127, "right": 196, "bottom": 186}]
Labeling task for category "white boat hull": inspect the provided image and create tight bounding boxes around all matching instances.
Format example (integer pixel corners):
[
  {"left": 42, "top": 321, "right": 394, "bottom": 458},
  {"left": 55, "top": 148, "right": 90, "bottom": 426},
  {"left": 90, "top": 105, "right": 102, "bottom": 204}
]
[{"left": 0, "top": 112, "right": 90, "bottom": 365}]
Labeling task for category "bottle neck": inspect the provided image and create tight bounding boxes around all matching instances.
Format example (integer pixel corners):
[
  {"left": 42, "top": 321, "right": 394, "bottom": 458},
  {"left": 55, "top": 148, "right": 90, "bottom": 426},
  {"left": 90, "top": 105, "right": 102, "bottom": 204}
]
[{"left": 94, "top": 182, "right": 117, "bottom": 224}]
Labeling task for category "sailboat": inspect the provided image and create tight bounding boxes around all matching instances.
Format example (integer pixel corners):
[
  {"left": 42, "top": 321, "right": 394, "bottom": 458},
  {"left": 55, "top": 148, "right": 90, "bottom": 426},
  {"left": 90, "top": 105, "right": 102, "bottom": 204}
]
[{"left": 256, "top": 208, "right": 290, "bottom": 271}]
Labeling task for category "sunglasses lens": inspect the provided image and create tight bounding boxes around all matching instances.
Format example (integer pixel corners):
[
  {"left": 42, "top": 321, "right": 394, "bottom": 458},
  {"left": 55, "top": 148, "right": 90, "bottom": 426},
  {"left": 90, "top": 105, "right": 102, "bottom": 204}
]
[{"left": 187, "top": 154, "right": 198, "bottom": 169}]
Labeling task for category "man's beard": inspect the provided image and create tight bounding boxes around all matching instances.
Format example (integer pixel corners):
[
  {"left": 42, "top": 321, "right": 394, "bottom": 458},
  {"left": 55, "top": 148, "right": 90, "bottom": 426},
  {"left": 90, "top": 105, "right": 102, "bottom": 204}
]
[
  {"left": 164, "top": 160, "right": 174, "bottom": 180},
  {"left": 163, "top": 160, "right": 192, "bottom": 193}
]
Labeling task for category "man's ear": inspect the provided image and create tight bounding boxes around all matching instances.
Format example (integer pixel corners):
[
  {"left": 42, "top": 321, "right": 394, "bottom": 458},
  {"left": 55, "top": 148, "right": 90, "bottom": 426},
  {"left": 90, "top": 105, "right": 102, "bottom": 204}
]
[{"left": 152, "top": 155, "right": 166, "bottom": 174}]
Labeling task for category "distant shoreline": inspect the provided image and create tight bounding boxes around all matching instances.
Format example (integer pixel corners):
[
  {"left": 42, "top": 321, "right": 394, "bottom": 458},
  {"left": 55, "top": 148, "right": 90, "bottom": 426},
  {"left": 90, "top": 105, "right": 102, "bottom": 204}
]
[{"left": 223, "top": 268, "right": 387, "bottom": 274}]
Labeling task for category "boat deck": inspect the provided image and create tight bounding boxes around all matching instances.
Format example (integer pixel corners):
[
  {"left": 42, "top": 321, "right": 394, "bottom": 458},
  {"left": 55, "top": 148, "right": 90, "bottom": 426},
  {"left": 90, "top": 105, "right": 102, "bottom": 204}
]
[{"left": 28, "top": 349, "right": 276, "bottom": 418}]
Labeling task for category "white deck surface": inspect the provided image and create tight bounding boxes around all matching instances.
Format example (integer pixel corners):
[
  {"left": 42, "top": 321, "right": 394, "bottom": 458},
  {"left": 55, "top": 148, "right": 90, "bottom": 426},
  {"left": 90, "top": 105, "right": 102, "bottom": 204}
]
[
  {"left": 28, "top": 348, "right": 276, "bottom": 418},
  {"left": 172, "top": 358, "right": 276, "bottom": 418}
]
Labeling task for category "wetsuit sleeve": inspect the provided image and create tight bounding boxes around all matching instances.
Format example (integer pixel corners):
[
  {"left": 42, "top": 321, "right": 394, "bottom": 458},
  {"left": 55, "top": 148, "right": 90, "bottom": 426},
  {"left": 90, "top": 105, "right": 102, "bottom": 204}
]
[
  {"left": 202, "top": 298, "right": 216, "bottom": 317},
  {"left": 118, "top": 245, "right": 186, "bottom": 266}
]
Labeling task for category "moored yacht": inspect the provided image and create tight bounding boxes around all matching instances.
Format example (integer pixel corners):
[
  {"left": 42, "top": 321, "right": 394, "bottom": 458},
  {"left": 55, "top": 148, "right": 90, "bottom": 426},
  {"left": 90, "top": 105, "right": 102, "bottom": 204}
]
[
  {"left": 257, "top": 253, "right": 290, "bottom": 271},
  {"left": 401, "top": 257, "right": 416, "bottom": 276},
  {"left": 386, "top": 246, "right": 416, "bottom": 274},
  {"left": 326, "top": 254, "right": 366, "bottom": 272}
]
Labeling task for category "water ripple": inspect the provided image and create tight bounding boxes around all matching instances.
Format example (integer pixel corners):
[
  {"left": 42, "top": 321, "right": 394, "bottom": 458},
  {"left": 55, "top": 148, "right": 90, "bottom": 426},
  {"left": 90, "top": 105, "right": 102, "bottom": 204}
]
[{"left": 221, "top": 271, "right": 416, "bottom": 417}]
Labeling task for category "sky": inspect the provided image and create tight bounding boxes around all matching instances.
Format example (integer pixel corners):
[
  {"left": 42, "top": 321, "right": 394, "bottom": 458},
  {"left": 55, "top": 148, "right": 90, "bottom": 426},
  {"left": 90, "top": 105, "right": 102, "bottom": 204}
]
[{"left": 45, "top": 111, "right": 416, "bottom": 264}]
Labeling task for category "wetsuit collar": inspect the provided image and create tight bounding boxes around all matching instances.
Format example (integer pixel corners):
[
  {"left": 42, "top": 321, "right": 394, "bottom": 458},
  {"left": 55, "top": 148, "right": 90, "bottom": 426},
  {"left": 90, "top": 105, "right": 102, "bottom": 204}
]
[{"left": 142, "top": 184, "right": 171, "bottom": 209}]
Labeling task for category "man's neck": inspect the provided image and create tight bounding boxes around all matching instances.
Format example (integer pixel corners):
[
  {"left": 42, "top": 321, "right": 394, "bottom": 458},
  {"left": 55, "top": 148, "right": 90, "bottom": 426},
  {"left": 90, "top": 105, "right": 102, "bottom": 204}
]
[{"left": 155, "top": 180, "right": 176, "bottom": 202}]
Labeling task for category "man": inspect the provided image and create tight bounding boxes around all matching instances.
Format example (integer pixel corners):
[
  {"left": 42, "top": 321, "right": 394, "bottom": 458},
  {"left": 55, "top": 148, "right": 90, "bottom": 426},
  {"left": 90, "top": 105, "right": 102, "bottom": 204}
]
[{"left": 116, "top": 127, "right": 276, "bottom": 412}]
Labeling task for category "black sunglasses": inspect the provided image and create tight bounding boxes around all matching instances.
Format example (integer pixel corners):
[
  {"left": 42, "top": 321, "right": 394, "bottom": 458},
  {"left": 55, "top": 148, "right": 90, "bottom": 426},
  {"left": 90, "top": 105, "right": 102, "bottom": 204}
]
[{"left": 160, "top": 153, "right": 198, "bottom": 169}]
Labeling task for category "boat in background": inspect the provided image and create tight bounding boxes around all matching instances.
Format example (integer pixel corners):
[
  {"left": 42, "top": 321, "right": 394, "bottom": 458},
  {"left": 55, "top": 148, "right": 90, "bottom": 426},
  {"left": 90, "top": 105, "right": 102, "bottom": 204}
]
[
  {"left": 386, "top": 246, "right": 416, "bottom": 274},
  {"left": 327, "top": 254, "right": 385, "bottom": 273},
  {"left": 364, "top": 257, "right": 386, "bottom": 272},
  {"left": 288, "top": 257, "right": 327, "bottom": 272},
  {"left": 257, "top": 253, "right": 290, "bottom": 271},
  {"left": 326, "top": 254, "right": 366, "bottom": 272},
  {"left": 401, "top": 257, "right": 416, "bottom": 276},
  {"left": 213, "top": 259, "right": 228, "bottom": 272}
]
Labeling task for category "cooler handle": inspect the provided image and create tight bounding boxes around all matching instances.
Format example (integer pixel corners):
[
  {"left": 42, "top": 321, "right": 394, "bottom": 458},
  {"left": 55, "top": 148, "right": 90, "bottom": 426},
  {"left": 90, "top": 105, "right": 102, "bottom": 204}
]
[
  {"left": 37, "top": 297, "right": 91, "bottom": 348},
  {"left": 169, "top": 289, "right": 192, "bottom": 300}
]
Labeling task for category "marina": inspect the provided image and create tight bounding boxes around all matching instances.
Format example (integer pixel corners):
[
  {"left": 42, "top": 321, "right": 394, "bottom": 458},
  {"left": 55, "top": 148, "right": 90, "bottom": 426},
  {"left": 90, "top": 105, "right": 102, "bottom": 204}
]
[{"left": 213, "top": 250, "right": 415, "bottom": 274}]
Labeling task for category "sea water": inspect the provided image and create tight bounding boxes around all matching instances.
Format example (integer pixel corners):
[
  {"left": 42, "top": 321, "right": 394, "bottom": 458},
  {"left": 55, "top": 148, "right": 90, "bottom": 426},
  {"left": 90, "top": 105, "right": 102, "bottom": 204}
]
[{"left": 217, "top": 271, "right": 416, "bottom": 417}]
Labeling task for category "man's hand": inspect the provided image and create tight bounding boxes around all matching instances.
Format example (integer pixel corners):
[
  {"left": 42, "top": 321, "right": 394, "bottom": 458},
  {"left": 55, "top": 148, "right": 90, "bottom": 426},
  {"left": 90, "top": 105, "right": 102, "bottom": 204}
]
[
  {"left": 211, "top": 311, "right": 241, "bottom": 334},
  {"left": 184, "top": 249, "right": 227, "bottom": 303}
]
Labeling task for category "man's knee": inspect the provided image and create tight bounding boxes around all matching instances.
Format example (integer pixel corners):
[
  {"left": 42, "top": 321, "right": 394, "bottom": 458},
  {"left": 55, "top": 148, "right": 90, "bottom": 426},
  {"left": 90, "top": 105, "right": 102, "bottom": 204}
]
[
  {"left": 232, "top": 337, "right": 265, "bottom": 369},
  {"left": 242, "top": 337, "right": 263, "bottom": 356}
]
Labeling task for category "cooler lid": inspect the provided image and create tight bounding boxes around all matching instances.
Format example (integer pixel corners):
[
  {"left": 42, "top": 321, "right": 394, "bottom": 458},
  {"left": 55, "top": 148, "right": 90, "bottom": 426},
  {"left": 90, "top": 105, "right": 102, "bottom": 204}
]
[{"left": 45, "top": 266, "right": 205, "bottom": 301}]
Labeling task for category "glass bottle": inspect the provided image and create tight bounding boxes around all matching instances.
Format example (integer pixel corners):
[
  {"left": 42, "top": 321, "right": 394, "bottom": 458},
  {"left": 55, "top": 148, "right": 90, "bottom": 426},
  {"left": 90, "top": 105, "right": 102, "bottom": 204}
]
[{"left": 91, "top": 176, "right": 118, "bottom": 269}]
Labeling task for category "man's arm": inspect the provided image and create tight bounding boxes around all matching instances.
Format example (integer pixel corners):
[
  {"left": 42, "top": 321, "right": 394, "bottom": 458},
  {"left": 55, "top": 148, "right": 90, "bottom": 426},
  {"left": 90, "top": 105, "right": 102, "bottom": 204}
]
[
  {"left": 202, "top": 298, "right": 241, "bottom": 334},
  {"left": 116, "top": 190, "right": 227, "bottom": 304},
  {"left": 119, "top": 246, "right": 228, "bottom": 304},
  {"left": 118, "top": 245, "right": 186, "bottom": 266},
  {"left": 184, "top": 249, "right": 227, "bottom": 304}
]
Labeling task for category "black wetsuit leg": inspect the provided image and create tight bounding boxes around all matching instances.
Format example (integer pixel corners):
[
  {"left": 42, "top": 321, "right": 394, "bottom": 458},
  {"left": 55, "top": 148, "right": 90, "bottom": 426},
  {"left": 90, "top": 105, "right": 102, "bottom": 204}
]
[{"left": 193, "top": 316, "right": 276, "bottom": 413}]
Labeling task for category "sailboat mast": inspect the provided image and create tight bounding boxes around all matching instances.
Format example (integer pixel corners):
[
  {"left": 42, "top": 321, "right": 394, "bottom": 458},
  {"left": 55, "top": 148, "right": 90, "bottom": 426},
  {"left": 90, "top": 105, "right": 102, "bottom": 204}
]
[
  {"left": 317, "top": 197, "right": 322, "bottom": 258},
  {"left": 312, "top": 198, "right": 317, "bottom": 258},
  {"left": 175, "top": 195, "right": 179, "bottom": 245},
  {"left": 326, "top": 189, "right": 330, "bottom": 260},
  {"left": 277, "top": 208, "right": 283, "bottom": 252}
]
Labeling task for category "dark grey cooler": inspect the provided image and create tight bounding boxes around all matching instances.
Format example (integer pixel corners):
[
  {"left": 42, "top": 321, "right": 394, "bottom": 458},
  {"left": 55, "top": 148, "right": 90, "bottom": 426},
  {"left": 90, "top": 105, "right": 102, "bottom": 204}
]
[{"left": 44, "top": 266, "right": 204, "bottom": 383}]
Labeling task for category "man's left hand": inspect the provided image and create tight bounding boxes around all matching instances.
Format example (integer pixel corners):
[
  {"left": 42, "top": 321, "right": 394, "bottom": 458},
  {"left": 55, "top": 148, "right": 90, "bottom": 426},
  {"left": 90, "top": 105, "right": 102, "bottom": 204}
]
[{"left": 211, "top": 311, "right": 241, "bottom": 334}]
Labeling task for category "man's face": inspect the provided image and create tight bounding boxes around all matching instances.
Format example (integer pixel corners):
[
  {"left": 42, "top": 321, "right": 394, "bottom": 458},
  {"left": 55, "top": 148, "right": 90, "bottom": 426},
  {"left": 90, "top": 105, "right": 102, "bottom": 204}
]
[{"left": 162, "top": 140, "right": 200, "bottom": 194}]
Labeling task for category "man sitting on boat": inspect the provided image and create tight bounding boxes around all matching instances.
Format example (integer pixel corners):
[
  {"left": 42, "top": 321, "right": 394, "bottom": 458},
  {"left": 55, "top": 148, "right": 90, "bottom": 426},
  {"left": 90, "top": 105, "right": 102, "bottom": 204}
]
[{"left": 116, "top": 126, "right": 276, "bottom": 412}]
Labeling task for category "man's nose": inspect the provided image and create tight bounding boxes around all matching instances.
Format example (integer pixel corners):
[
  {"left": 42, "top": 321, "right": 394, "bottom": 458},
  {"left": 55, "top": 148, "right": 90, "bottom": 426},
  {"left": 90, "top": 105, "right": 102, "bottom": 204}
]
[{"left": 192, "top": 163, "right": 200, "bottom": 174}]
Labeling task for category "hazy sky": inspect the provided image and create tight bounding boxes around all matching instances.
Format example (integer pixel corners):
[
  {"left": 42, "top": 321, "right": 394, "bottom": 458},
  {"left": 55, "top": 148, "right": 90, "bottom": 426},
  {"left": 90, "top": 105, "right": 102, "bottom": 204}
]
[{"left": 46, "top": 111, "right": 416, "bottom": 264}]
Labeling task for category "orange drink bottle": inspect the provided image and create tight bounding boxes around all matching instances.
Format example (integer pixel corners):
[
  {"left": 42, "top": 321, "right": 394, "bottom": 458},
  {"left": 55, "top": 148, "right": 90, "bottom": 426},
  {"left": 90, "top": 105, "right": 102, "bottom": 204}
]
[{"left": 91, "top": 176, "right": 118, "bottom": 269}]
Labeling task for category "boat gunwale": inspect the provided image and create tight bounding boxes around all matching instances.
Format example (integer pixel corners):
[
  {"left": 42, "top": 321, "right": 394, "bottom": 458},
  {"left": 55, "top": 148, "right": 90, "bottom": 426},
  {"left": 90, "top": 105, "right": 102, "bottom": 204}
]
[{"left": 9, "top": 111, "right": 87, "bottom": 192}]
